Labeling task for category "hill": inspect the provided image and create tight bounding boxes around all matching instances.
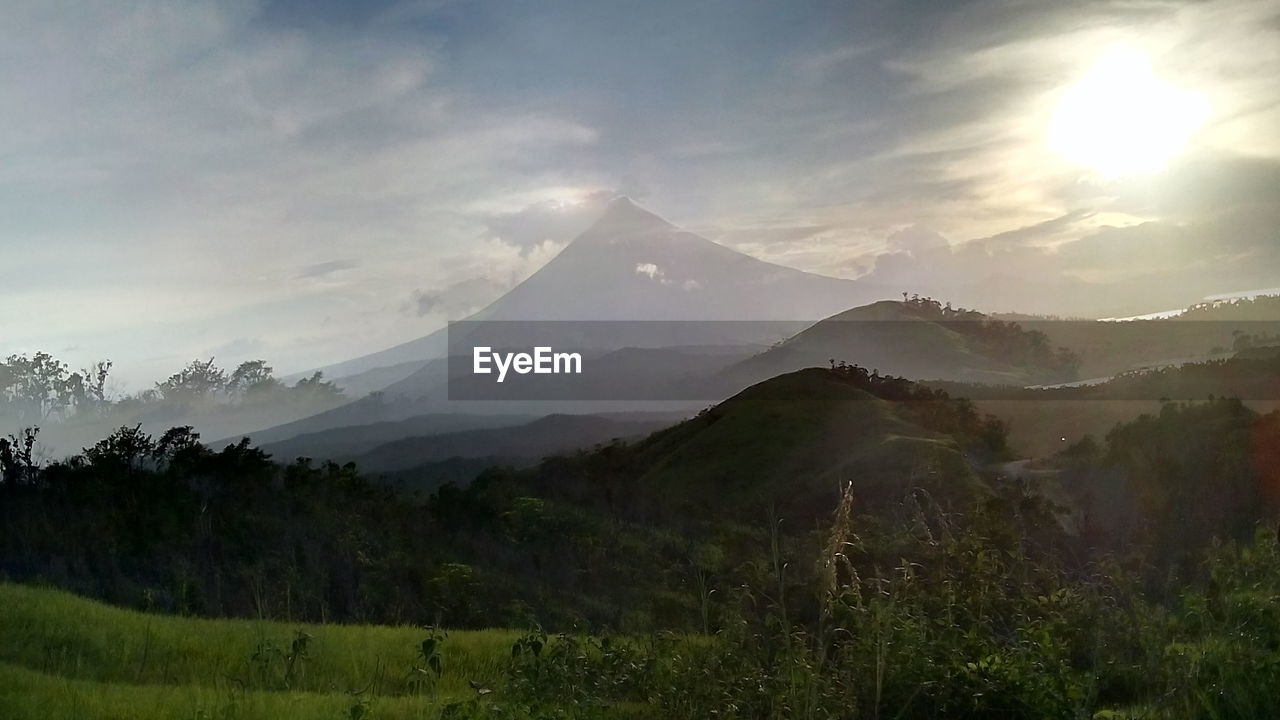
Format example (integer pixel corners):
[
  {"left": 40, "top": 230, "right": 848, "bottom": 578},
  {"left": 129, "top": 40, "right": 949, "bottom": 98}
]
[
  {"left": 521, "top": 365, "right": 1007, "bottom": 526},
  {"left": 716, "top": 297, "right": 1081, "bottom": 389},
  {"left": 646, "top": 370, "right": 993, "bottom": 519}
]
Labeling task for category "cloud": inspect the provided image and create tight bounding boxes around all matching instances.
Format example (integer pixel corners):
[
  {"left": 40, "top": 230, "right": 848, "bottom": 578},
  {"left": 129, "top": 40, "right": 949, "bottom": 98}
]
[
  {"left": 408, "top": 277, "right": 506, "bottom": 318},
  {"left": 701, "top": 224, "right": 831, "bottom": 248},
  {"left": 0, "top": 1, "right": 604, "bottom": 384},
  {"left": 209, "top": 336, "right": 267, "bottom": 360},
  {"left": 855, "top": 188, "right": 1280, "bottom": 316},
  {"left": 478, "top": 190, "right": 617, "bottom": 248},
  {"left": 297, "top": 259, "right": 359, "bottom": 279},
  {"left": 634, "top": 263, "right": 670, "bottom": 284},
  {"left": 673, "top": 0, "right": 1280, "bottom": 308},
  {"left": 1105, "top": 152, "right": 1280, "bottom": 220},
  {"left": 885, "top": 225, "right": 950, "bottom": 253},
  {"left": 3, "top": 0, "right": 1279, "bottom": 383},
  {"left": 788, "top": 41, "right": 884, "bottom": 82},
  {"left": 403, "top": 230, "right": 572, "bottom": 322}
]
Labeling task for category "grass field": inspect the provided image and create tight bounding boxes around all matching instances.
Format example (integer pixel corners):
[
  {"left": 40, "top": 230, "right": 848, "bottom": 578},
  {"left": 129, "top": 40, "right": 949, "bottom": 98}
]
[{"left": 0, "top": 583, "right": 523, "bottom": 719}]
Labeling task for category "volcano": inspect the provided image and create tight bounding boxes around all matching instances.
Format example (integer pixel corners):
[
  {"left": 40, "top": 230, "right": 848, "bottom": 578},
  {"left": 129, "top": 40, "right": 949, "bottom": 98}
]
[{"left": 314, "top": 197, "right": 889, "bottom": 389}]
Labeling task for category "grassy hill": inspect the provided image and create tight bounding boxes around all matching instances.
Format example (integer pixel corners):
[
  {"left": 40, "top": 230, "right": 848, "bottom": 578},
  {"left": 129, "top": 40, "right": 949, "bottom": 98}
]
[
  {"left": 718, "top": 299, "right": 1080, "bottom": 390},
  {"left": 632, "top": 368, "right": 991, "bottom": 520},
  {"left": 520, "top": 366, "right": 1007, "bottom": 529}
]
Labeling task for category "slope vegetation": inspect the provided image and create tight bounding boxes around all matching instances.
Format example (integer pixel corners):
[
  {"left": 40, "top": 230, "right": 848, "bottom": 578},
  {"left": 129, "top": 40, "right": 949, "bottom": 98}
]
[{"left": 524, "top": 365, "right": 1007, "bottom": 526}]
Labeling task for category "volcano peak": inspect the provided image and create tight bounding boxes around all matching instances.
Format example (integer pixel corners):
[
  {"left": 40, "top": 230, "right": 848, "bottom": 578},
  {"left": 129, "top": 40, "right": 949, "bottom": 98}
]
[{"left": 585, "top": 196, "right": 675, "bottom": 234}]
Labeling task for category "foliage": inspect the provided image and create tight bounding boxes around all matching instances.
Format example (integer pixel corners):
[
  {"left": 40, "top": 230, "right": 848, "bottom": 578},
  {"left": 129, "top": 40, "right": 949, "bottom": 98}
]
[
  {"left": 0, "top": 352, "right": 111, "bottom": 422},
  {"left": 154, "top": 357, "right": 343, "bottom": 408}
]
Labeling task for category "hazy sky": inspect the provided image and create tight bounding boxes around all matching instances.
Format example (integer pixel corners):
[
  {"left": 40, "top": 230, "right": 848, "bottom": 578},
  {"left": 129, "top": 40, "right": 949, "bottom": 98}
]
[{"left": 4, "top": 0, "right": 1279, "bottom": 388}]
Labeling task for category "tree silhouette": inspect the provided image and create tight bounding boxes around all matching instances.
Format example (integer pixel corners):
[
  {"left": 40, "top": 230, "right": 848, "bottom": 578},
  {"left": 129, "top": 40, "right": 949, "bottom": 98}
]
[{"left": 156, "top": 358, "right": 228, "bottom": 404}]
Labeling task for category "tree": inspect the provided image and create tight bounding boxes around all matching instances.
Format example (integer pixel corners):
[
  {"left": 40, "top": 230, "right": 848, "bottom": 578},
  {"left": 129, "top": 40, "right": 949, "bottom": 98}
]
[
  {"left": 68, "top": 360, "right": 113, "bottom": 415},
  {"left": 83, "top": 424, "right": 154, "bottom": 470},
  {"left": 0, "top": 427, "right": 39, "bottom": 484},
  {"left": 0, "top": 352, "right": 76, "bottom": 422},
  {"left": 227, "top": 360, "right": 281, "bottom": 397},
  {"left": 156, "top": 358, "right": 228, "bottom": 404},
  {"left": 153, "top": 426, "right": 206, "bottom": 470},
  {"left": 291, "top": 372, "right": 343, "bottom": 402}
]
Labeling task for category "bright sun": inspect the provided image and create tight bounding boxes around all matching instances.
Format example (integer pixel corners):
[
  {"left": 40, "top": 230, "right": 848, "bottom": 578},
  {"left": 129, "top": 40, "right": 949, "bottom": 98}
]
[{"left": 1050, "top": 50, "right": 1208, "bottom": 177}]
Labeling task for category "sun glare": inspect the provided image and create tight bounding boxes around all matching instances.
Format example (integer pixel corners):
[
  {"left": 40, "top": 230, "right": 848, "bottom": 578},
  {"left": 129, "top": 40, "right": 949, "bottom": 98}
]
[{"left": 1050, "top": 50, "right": 1208, "bottom": 177}]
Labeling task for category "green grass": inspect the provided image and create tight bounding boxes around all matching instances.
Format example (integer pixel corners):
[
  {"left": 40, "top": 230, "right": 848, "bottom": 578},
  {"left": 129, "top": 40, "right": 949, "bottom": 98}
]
[
  {"left": 0, "top": 661, "right": 458, "bottom": 720},
  {"left": 0, "top": 583, "right": 522, "bottom": 719}
]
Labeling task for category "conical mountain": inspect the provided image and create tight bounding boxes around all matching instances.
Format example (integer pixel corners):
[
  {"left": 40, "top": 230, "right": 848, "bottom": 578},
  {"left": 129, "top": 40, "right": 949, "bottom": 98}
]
[
  {"left": 315, "top": 197, "right": 888, "bottom": 384},
  {"left": 472, "top": 196, "right": 882, "bottom": 322}
]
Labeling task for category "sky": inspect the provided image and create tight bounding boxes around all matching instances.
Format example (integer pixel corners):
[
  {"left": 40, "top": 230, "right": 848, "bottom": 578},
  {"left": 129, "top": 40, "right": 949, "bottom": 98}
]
[{"left": 3, "top": 0, "right": 1279, "bottom": 389}]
